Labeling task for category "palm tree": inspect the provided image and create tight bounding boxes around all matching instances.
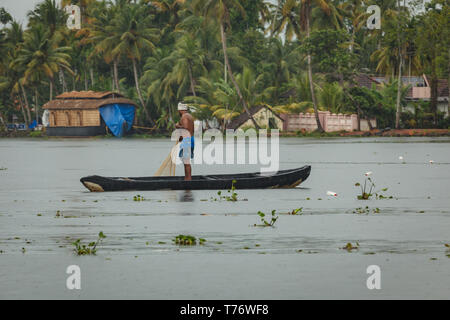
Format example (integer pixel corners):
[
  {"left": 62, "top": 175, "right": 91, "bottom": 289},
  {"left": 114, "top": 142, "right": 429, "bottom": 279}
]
[
  {"left": 145, "top": 0, "right": 186, "bottom": 34},
  {"left": 342, "top": 0, "right": 367, "bottom": 53},
  {"left": 89, "top": 1, "right": 122, "bottom": 92},
  {"left": 106, "top": 3, "right": 159, "bottom": 124},
  {"left": 273, "top": 0, "right": 343, "bottom": 132},
  {"left": 0, "top": 7, "right": 12, "bottom": 25},
  {"left": 188, "top": 77, "right": 241, "bottom": 131},
  {"left": 2, "top": 21, "right": 33, "bottom": 125},
  {"left": 11, "top": 25, "right": 72, "bottom": 121},
  {"left": 142, "top": 47, "right": 179, "bottom": 126},
  {"left": 165, "top": 35, "right": 206, "bottom": 97},
  {"left": 260, "top": 37, "right": 298, "bottom": 104},
  {"left": 318, "top": 82, "right": 344, "bottom": 113},
  {"left": 193, "top": 0, "right": 259, "bottom": 128},
  {"left": 28, "top": 0, "right": 66, "bottom": 36}
]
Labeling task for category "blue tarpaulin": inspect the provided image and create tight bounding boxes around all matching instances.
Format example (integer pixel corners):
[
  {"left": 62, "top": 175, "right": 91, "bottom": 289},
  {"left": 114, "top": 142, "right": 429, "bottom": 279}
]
[
  {"left": 99, "top": 104, "right": 135, "bottom": 137},
  {"left": 29, "top": 120, "right": 37, "bottom": 129}
]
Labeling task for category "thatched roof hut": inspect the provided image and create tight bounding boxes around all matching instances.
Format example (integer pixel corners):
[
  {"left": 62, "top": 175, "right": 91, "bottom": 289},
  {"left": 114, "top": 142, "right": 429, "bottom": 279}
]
[{"left": 43, "top": 91, "right": 138, "bottom": 137}]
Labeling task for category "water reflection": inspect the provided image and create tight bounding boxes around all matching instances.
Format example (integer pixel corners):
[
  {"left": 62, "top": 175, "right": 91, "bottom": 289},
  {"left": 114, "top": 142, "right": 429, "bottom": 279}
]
[{"left": 178, "top": 190, "right": 194, "bottom": 202}]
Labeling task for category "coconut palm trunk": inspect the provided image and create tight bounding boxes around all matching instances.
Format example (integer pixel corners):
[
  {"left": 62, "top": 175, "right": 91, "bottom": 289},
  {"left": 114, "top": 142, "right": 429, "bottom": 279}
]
[
  {"left": 395, "top": 55, "right": 403, "bottom": 128},
  {"left": 430, "top": 69, "right": 438, "bottom": 125},
  {"left": 447, "top": 48, "right": 450, "bottom": 114},
  {"left": 113, "top": 59, "right": 120, "bottom": 93},
  {"left": 17, "top": 95, "right": 29, "bottom": 125},
  {"left": 188, "top": 64, "right": 197, "bottom": 97},
  {"left": 132, "top": 58, "right": 153, "bottom": 125},
  {"left": 59, "top": 70, "right": 67, "bottom": 93},
  {"left": 0, "top": 111, "right": 7, "bottom": 131},
  {"left": 49, "top": 78, "right": 53, "bottom": 101},
  {"left": 111, "top": 67, "right": 115, "bottom": 91},
  {"left": 219, "top": 23, "right": 259, "bottom": 129},
  {"left": 20, "top": 83, "right": 32, "bottom": 125},
  {"left": 34, "top": 88, "right": 39, "bottom": 124},
  {"left": 90, "top": 67, "right": 95, "bottom": 87},
  {"left": 305, "top": 12, "right": 324, "bottom": 133}
]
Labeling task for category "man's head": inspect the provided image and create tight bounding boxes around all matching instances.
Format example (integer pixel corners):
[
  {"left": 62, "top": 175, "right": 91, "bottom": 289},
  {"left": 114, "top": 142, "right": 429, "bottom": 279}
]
[{"left": 178, "top": 102, "right": 189, "bottom": 115}]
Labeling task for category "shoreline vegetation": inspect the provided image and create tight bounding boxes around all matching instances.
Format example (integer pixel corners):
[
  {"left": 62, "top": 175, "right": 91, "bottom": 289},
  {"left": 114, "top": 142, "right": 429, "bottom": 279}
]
[
  {"left": 0, "top": 1, "right": 448, "bottom": 134},
  {"left": 1, "top": 128, "right": 449, "bottom": 139}
]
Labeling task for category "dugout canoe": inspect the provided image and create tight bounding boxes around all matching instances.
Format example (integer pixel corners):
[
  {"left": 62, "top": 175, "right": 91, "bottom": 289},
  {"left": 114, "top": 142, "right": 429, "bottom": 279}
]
[{"left": 80, "top": 166, "right": 311, "bottom": 192}]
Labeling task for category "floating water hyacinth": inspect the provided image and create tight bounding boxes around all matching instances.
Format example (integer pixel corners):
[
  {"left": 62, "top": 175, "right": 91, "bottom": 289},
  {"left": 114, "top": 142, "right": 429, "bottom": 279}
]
[{"left": 327, "top": 191, "right": 337, "bottom": 197}]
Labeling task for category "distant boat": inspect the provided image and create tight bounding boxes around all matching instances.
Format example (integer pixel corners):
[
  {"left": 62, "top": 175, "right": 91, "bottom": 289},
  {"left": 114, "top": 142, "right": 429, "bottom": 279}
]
[
  {"left": 80, "top": 166, "right": 311, "bottom": 192},
  {"left": 42, "top": 91, "right": 137, "bottom": 137}
]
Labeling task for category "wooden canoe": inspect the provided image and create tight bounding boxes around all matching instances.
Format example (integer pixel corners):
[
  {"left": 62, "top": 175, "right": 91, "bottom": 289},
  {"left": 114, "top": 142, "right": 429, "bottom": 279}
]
[{"left": 80, "top": 166, "right": 311, "bottom": 192}]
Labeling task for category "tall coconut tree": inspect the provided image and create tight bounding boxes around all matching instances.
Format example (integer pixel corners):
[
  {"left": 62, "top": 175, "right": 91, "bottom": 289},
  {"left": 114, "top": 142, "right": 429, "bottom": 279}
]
[
  {"left": 273, "top": 0, "right": 343, "bottom": 132},
  {"left": 89, "top": 1, "right": 122, "bottom": 92},
  {"left": 193, "top": 0, "right": 259, "bottom": 128},
  {"left": 145, "top": 0, "right": 186, "bottom": 35},
  {"left": 142, "top": 47, "right": 178, "bottom": 126},
  {"left": 164, "top": 34, "right": 206, "bottom": 97},
  {"left": 11, "top": 25, "right": 72, "bottom": 120},
  {"left": 2, "top": 21, "right": 33, "bottom": 125},
  {"left": 107, "top": 3, "right": 159, "bottom": 124},
  {"left": 27, "top": 0, "right": 67, "bottom": 36}
]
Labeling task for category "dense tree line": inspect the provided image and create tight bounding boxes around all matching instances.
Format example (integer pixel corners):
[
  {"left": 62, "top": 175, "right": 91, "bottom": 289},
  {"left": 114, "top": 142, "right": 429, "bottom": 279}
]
[{"left": 0, "top": 0, "right": 449, "bottom": 132}]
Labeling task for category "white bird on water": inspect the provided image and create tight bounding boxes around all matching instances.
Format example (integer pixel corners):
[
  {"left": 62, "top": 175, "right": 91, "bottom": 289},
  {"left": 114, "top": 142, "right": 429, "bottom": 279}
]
[
  {"left": 327, "top": 191, "right": 337, "bottom": 197},
  {"left": 365, "top": 171, "right": 373, "bottom": 176}
]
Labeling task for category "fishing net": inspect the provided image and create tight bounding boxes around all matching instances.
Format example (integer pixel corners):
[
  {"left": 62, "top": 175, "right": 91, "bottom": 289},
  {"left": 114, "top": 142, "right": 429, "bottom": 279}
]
[{"left": 154, "top": 143, "right": 179, "bottom": 177}]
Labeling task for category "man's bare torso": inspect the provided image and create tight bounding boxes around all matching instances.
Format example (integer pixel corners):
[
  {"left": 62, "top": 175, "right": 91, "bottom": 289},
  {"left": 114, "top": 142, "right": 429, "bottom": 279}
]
[{"left": 180, "top": 113, "right": 194, "bottom": 136}]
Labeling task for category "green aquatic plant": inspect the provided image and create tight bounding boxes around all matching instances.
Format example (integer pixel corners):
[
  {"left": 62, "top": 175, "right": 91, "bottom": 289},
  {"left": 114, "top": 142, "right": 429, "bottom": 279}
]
[
  {"left": 0, "top": 167, "right": 7, "bottom": 171},
  {"left": 255, "top": 210, "right": 279, "bottom": 227},
  {"left": 214, "top": 180, "right": 239, "bottom": 202},
  {"left": 355, "top": 174, "right": 392, "bottom": 200},
  {"left": 355, "top": 177, "right": 374, "bottom": 200},
  {"left": 353, "top": 207, "right": 380, "bottom": 214},
  {"left": 289, "top": 208, "right": 303, "bottom": 215},
  {"left": 173, "top": 235, "right": 206, "bottom": 246},
  {"left": 133, "top": 195, "right": 145, "bottom": 202},
  {"left": 72, "top": 232, "right": 106, "bottom": 256},
  {"left": 342, "top": 242, "right": 359, "bottom": 252}
]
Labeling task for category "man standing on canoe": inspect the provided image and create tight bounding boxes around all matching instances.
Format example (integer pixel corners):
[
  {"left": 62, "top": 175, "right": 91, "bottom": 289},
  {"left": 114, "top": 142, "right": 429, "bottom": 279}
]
[{"left": 176, "top": 103, "right": 195, "bottom": 181}]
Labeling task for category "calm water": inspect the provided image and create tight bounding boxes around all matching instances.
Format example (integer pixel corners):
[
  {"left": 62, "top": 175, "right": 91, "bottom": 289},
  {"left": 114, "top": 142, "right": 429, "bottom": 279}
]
[{"left": 0, "top": 137, "right": 449, "bottom": 299}]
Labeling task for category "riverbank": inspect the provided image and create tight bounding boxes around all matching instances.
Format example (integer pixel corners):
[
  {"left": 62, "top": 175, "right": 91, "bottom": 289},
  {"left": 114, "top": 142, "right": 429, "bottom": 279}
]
[
  {"left": 283, "top": 128, "right": 450, "bottom": 138},
  {"left": 1, "top": 128, "right": 449, "bottom": 139}
]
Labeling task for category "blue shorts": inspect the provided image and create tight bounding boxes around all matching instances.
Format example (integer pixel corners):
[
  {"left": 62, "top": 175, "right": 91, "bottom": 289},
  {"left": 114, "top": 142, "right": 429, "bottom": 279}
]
[{"left": 179, "top": 136, "right": 195, "bottom": 161}]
